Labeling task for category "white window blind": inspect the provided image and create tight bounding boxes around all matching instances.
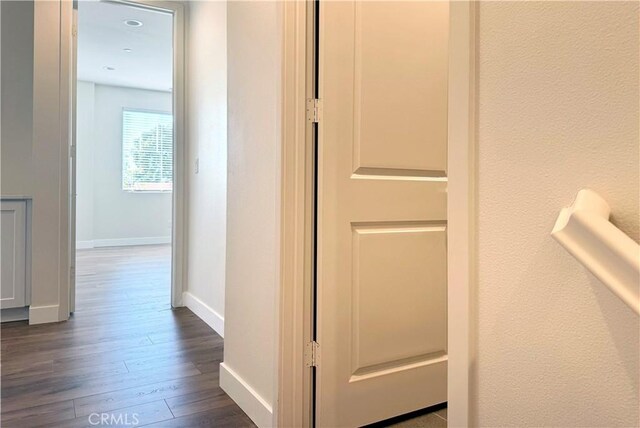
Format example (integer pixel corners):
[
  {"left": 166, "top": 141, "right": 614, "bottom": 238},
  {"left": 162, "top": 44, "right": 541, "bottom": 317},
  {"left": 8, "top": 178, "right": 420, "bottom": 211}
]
[{"left": 122, "top": 109, "right": 173, "bottom": 192}]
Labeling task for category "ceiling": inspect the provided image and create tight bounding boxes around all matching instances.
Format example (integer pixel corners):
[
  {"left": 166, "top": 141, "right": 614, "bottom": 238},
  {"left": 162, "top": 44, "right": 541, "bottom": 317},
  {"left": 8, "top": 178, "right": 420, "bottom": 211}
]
[{"left": 77, "top": 0, "right": 173, "bottom": 92}]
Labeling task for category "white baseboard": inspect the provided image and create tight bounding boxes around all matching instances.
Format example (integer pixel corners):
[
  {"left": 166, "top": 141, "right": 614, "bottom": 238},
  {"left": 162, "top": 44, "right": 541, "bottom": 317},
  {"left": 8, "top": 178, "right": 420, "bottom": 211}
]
[
  {"left": 76, "top": 236, "right": 171, "bottom": 249},
  {"left": 183, "top": 291, "right": 224, "bottom": 338},
  {"left": 76, "top": 240, "right": 95, "bottom": 249},
  {"left": 220, "top": 363, "right": 273, "bottom": 428},
  {"left": 29, "top": 304, "right": 60, "bottom": 324}
]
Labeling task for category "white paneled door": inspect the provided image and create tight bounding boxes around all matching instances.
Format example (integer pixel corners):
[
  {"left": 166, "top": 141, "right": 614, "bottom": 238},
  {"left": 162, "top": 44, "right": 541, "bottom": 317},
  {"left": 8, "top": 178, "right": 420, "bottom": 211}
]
[{"left": 317, "top": 1, "right": 449, "bottom": 426}]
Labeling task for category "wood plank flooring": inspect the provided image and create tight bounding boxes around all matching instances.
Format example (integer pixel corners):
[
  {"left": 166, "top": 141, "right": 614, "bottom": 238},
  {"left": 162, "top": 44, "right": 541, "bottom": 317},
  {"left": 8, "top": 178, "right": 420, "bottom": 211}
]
[{"left": 1, "top": 245, "right": 255, "bottom": 427}]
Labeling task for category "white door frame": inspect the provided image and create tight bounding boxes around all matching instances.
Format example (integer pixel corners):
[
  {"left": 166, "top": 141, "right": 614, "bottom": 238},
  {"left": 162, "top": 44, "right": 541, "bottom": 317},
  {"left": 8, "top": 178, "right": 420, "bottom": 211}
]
[
  {"left": 69, "top": 0, "right": 187, "bottom": 310},
  {"left": 278, "top": 1, "right": 316, "bottom": 426},
  {"left": 446, "top": 2, "right": 477, "bottom": 426},
  {"left": 277, "top": 1, "right": 477, "bottom": 426}
]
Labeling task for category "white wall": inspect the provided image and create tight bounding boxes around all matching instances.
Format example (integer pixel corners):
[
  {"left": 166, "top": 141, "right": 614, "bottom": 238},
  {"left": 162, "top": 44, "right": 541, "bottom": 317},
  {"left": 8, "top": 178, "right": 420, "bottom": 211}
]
[
  {"left": 76, "top": 82, "right": 172, "bottom": 247},
  {"left": 1, "top": 0, "right": 34, "bottom": 196},
  {"left": 29, "top": 0, "right": 72, "bottom": 321},
  {"left": 221, "top": 2, "right": 282, "bottom": 427},
  {"left": 183, "top": 0, "right": 227, "bottom": 335},
  {"left": 474, "top": 2, "right": 639, "bottom": 426},
  {"left": 76, "top": 81, "right": 95, "bottom": 243}
]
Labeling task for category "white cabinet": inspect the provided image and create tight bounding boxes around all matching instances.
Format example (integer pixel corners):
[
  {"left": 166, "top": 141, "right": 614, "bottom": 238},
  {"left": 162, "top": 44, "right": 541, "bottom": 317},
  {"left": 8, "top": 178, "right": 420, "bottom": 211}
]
[{"left": 1, "top": 200, "right": 29, "bottom": 309}]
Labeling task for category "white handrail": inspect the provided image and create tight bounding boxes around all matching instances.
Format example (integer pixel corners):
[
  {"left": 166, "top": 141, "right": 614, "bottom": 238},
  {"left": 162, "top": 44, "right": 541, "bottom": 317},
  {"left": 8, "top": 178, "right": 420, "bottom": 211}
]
[{"left": 551, "top": 189, "right": 640, "bottom": 315}]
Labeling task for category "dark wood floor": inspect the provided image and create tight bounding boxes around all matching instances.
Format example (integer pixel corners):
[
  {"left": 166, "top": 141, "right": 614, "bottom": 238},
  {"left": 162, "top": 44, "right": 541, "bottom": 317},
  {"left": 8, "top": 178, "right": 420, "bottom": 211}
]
[{"left": 1, "top": 245, "right": 255, "bottom": 427}]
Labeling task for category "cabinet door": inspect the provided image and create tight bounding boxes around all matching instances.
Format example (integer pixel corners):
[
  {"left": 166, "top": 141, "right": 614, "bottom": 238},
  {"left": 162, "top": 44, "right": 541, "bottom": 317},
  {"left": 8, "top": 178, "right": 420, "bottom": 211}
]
[{"left": 1, "top": 201, "right": 27, "bottom": 309}]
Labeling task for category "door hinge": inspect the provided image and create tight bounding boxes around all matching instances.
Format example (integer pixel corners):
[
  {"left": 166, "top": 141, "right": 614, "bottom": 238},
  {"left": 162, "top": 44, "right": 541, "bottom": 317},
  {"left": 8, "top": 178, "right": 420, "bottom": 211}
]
[
  {"left": 305, "top": 341, "right": 320, "bottom": 367},
  {"left": 70, "top": 145, "right": 76, "bottom": 159},
  {"left": 306, "top": 99, "right": 322, "bottom": 123}
]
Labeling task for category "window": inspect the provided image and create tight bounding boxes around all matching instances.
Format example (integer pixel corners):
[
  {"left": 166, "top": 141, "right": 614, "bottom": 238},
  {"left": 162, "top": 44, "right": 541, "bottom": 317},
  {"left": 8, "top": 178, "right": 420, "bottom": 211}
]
[{"left": 122, "top": 109, "right": 173, "bottom": 192}]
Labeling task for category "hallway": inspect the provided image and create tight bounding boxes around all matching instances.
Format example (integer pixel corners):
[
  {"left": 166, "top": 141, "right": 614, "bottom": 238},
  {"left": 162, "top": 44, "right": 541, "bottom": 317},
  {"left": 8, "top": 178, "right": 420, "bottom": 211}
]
[{"left": 0, "top": 245, "right": 254, "bottom": 427}]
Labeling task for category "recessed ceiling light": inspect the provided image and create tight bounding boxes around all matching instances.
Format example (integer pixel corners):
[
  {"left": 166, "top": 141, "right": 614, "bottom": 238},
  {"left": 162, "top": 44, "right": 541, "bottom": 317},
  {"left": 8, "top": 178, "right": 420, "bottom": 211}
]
[
  {"left": 123, "top": 48, "right": 132, "bottom": 53},
  {"left": 124, "top": 19, "right": 143, "bottom": 27},
  {"left": 103, "top": 66, "right": 115, "bottom": 71}
]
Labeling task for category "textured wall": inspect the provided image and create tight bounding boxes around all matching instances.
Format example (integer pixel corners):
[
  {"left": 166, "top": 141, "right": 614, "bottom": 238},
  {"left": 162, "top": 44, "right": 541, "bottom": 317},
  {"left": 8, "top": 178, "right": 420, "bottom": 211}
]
[
  {"left": 224, "top": 0, "right": 282, "bottom": 419},
  {"left": 475, "top": 2, "right": 639, "bottom": 426},
  {"left": 185, "top": 0, "right": 227, "bottom": 321},
  {"left": 30, "top": 0, "right": 69, "bottom": 313},
  {"left": 1, "top": 0, "right": 34, "bottom": 196}
]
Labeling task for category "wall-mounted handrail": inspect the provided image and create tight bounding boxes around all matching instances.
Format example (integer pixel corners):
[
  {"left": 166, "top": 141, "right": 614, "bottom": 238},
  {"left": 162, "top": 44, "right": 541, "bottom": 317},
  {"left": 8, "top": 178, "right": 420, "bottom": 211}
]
[{"left": 552, "top": 189, "right": 640, "bottom": 315}]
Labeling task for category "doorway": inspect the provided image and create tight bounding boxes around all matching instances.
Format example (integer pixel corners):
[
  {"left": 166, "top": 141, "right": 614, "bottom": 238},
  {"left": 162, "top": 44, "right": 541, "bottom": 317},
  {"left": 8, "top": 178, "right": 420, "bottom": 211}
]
[
  {"left": 280, "top": 1, "right": 475, "bottom": 426},
  {"left": 316, "top": 1, "right": 449, "bottom": 426},
  {"left": 71, "top": 0, "right": 185, "bottom": 312}
]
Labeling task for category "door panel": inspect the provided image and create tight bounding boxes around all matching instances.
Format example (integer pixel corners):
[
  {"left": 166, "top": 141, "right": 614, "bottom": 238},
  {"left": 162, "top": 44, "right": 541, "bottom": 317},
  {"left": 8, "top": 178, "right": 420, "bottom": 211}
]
[
  {"left": 352, "top": 223, "right": 447, "bottom": 375},
  {"left": 353, "top": 2, "right": 448, "bottom": 174},
  {"left": 317, "top": 1, "right": 449, "bottom": 426}
]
